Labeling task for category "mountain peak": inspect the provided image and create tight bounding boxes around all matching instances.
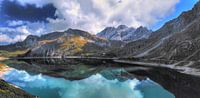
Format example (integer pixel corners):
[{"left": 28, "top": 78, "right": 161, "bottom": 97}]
[
  {"left": 24, "top": 35, "right": 39, "bottom": 41},
  {"left": 194, "top": 1, "right": 200, "bottom": 9},
  {"left": 97, "top": 25, "right": 152, "bottom": 42},
  {"left": 117, "top": 25, "right": 128, "bottom": 30},
  {"left": 136, "top": 26, "right": 151, "bottom": 32},
  {"left": 137, "top": 26, "right": 147, "bottom": 30},
  {"left": 191, "top": 1, "right": 200, "bottom": 16},
  {"left": 180, "top": 1, "right": 200, "bottom": 19}
]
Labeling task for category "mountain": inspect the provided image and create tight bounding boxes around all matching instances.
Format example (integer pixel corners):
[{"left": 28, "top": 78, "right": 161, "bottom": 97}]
[
  {"left": 1, "top": 1, "right": 200, "bottom": 61},
  {"left": 0, "top": 29, "right": 125, "bottom": 57},
  {"left": 117, "top": 1, "right": 200, "bottom": 63},
  {"left": 97, "top": 25, "right": 152, "bottom": 42}
]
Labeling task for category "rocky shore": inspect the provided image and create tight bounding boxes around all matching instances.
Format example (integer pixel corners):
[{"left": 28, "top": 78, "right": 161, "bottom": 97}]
[{"left": 0, "top": 79, "right": 36, "bottom": 98}]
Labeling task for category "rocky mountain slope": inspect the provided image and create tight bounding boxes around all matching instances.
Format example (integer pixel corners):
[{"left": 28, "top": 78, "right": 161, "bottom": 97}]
[
  {"left": 117, "top": 1, "right": 200, "bottom": 63},
  {"left": 97, "top": 25, "right": 152, "bottom": 42}
]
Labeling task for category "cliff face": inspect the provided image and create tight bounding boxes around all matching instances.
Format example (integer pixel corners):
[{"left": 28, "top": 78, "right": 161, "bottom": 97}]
[{"left": 0, "top": 79, "right": 36, "bottom": 98}]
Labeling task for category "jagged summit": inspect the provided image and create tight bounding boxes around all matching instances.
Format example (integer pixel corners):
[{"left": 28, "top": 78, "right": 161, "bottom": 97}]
[
  {"left": 97, "top": 25, "right": 152, "bottom": 42},
  {"left": 117, "top": 25, "right": 129, "bottom": 30}
]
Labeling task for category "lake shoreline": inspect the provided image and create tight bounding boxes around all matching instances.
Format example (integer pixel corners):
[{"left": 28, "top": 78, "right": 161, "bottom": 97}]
[
  {"left": 1, "top": 58, "right": 200, "bottom": 98},
  {"left": 13, "top": 56, "right": 200, "bottom": 77}
]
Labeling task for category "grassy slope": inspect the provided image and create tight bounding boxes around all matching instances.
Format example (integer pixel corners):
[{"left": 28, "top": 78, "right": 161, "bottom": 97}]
[
  {"left": 58, "top": 36, "right": 90, "bottom": 55},
  {"left": 0, "top": 50, "right": 28, "bottom": 58}
]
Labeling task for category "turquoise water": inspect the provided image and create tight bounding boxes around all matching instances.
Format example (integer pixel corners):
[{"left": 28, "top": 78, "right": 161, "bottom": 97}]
[{"left": 3, "top": 69, "right": 175, "bottom": 98}]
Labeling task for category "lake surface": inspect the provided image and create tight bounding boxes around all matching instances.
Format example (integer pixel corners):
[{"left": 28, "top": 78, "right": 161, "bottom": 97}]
[{"left": 2, "top": 68, "right": 175, "bottom": 98}]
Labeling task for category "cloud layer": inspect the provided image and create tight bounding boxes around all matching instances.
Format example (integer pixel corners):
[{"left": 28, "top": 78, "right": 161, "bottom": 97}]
[
  {"left": 0, "top": 0, "right": 180, "bottom": 44},
  {"left": 13, "top": 0, "right": 179, "bottom": 32}
]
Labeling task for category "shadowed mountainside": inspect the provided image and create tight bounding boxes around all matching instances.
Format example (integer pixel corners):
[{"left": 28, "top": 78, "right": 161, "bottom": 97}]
[{"left": 117, "top": 1, "right": 200, "bottom": 61}]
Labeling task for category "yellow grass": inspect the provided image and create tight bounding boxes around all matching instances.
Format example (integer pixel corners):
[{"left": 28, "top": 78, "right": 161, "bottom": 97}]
[
  {"left": 0, "top": 50, "right": 28, "bottom": 58},
  {"left": 71, "top": 36, "right": 88, "bottom": 46},
  {"left": 59, "top": 36, "right": 89, "bottom": 54},
  {"left": 60, "top": 36, "right": 88, "bottom": 48},
  {"left": 0, "top": 63, "right": 6, "bottom": 68}
]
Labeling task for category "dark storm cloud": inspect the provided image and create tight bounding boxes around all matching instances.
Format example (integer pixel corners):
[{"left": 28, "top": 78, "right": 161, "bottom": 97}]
[{"left": 1, "top": 0, "right": 57, "bottom": 22}]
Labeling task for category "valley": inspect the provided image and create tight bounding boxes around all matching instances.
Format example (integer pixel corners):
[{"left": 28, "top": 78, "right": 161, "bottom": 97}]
[{"left": 1, "top": 1, "right": 200, "bottom": 98}]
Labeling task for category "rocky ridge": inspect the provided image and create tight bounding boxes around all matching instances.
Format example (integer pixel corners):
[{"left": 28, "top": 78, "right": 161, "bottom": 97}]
[{"left": 97, "top": 25, "right": 152, "bottom": 42}]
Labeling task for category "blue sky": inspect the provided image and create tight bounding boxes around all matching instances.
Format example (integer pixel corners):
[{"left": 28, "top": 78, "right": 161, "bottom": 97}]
[
  {"left": 0, "top": 0, "right": 199, "bottom": 45},
  {"left": 151, "top": 0, "right": 198, "bottom": 30}
]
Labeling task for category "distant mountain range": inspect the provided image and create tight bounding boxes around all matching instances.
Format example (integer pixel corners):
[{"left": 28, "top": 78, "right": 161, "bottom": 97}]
[
  {"left": 1, "top": 1, "right": 200, "bottom": 65},
  {"left": 0, "top": 28, "right": 125, "bottom": 57},
  {"left": 0, "top": 24, "right": 151, "bottom": 57}
]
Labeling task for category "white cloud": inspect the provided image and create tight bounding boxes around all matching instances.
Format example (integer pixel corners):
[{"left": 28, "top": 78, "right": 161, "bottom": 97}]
[
  {"left": 0, "top": 26, "right": 31, "bottom": 35},
  {"left": 0, "top": 32, "right": 27, "bottom": 43},
  {"left": 0, "top": 0, "right": 180, "bottom": 44},
  {"left": 6, "top": 20, "right": 27, "bottom": 26},
  {"left": 0, "top": 20, "right": 62, "bottom": 44},
  {"left": 0, "top": 25, "right": 32, "bottom": 43},
  {"left": 0, "top": 32, "right": 11, "bottom": 42},
  {"left": 6, "top": 0, "right": 180, "bottom": 34}
]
